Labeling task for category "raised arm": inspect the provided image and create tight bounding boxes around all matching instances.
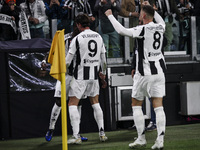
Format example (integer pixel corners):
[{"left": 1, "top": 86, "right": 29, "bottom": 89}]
[
  {"left": 105, "top": 9, "right": 133, "bottom": 37},
  {"left": 154, "top": 11, "right": 165, "bottom": 29}
]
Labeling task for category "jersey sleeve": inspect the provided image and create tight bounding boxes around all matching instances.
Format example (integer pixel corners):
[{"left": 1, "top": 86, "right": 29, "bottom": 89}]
[
  {"left": 108, "top": 15, "right": 134, "bottom": 37},
  {"left": 100, "top": 40, "right": 107, "bottom": 75},
  {"left": 154, "top": 11, "right": 166, "bottom": 31},
  {"left": 100, "top": 38, "right": 106, "bottom": 54}
]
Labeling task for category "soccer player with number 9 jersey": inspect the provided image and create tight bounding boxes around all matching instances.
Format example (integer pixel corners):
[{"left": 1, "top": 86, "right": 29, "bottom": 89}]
[{"left": 65, "top": 13, "right": 107, "bottom": 144}]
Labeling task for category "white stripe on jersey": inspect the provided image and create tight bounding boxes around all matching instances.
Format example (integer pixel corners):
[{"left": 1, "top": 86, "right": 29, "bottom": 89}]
[{"left": 69, "top": 29, "right": 106, "bottom": 80}]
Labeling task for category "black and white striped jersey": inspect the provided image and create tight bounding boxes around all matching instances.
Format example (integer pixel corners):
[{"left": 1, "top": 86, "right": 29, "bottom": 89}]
[
  {"left": 132, "top": 22, "right": 166, "bottom": 76},
  {"left": 108, "top": 11, "right": 166, "bottom": 76},
  {"left": 68, "top": 29, "right": 106, "bottom": 80},
  {"left": 64, "top": 32, "right": 72, "bottom": 54},
  {"left": 64, "top": 0, "right": 93, "bottom": 20}
]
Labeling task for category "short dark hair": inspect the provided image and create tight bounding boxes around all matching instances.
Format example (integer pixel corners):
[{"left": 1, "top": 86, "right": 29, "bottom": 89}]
[
  {"left": 75, "top": 13, "right": 90, "bottom": 28},
  {"left": 142, "top": 5, "right": 155, "bottom": 19},
  {"left": 72, "top": 21, "right": 80, "bottom": 38}
]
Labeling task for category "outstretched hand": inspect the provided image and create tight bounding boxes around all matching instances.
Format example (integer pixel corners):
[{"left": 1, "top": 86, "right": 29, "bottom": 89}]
[{"left": 105, "top": 9, "right": 112, "bottom": 17}]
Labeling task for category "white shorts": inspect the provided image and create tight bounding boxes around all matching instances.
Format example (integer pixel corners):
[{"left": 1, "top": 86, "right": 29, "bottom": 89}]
[
  {"left": 69, "top": 78, "right": 99, "bottom": 99},
  {"left": 132, "top": 73, "right": 165, "bottom": 100},
  {"left": 54, "top": 74, "right": 73, "bottom": 98}
]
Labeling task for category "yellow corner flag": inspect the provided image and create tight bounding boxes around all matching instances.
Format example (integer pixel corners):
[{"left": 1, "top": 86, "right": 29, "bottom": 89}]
[
  {"left": 48, "top": 29, "right": 66, "bottom": 81},
  {"left": 48, "top": 29, "right": 68, "bottom": 150}
]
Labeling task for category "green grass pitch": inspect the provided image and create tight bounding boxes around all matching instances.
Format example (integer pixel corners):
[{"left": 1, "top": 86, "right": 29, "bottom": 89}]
[{"left": 0, "top": 123, "right": 200, "bottom": 150}]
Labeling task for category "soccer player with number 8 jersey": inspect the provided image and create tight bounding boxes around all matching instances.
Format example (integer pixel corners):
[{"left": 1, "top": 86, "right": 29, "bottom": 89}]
[{"left": 105, "top": 1, "right": 166, "bottom": 149}]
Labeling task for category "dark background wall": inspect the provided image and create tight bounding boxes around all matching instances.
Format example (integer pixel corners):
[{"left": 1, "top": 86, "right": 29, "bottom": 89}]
[{"left": 164, "top": 63, "right": 200, "bottom": 125}]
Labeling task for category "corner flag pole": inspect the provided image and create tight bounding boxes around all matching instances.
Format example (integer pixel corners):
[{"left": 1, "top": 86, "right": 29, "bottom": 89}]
[
  {"left": 61, "top": 72, "right": 68, "bottom": 150},
  {"left": 48, "top": 29, "right": 68, "bottom": 150}
]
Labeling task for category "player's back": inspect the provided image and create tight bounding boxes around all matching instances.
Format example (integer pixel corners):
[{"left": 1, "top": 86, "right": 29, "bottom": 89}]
[
  {"left": 73, "top": 29, "right": 104, "bottom": 80},
  {"left": 136, "top": 22, "right": 166, "bottom": 76}
]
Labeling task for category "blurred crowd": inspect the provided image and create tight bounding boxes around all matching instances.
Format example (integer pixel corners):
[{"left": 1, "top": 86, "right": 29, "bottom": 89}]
[{"left": 0, "top": 0, "right": 200, "bottom": 56}]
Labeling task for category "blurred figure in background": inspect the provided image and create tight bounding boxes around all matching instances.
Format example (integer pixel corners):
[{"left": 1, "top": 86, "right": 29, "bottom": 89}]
[
  {"left": 119, "top": 0, "right": 142, "bottom": 56},
  {"left": 64, "top": 0, "right": 94, "bottom": 33},
  {"left": 87, "top": 0, "right": 98, "bottom": 31},
  {"left": 177, "top": 0, "right": 193, "bottom": 53},
  {"left": 43, "top": 0, "right": 67, "bottom": 37},
  {"left": 94, "top": 0, "right": 121, "bottom": 58},
  {"left": 0, "top": 0, "right": 21, "bottom": 40},
  {"left": 20, "top": 0, "right": 47, "bottom": 38}
]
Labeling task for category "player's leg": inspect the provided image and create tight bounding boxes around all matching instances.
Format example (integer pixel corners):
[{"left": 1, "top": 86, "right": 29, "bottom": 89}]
[
  {"left": 146, "top": 98, "right": 157, "bottom": 131},
  {"left": 68, "top": 96, "right": 81, "bottom": 144},
  {"left": 89, "top": 95, "right": 107, "bottom": 142},
  {"left": 77, "top": 101, "right": 82, "bottom": 117},
  {"left": 129, "top": 74, "right": 147, "bottom": 148},
  {"left": 49, "top": 98, "right": 61, "bottom": 129},
  {"left": 45, "top": 75, "right": 72, "bottom": 142},
  {"left": 77, "top": 100, "right": 88, "bottom": 141},
  {"left": 45, "top": 98, "right": 61, "bottom": 141},
  {"left": 68, "top": 78, "right": 86, "bottom": 144},
  {"left": 45, "top": 79, "right": 62, "bottom": 142},
  {"left": 151, "top": 97, "right": 166, "bottom": 150},
  {"left": 49, "top": 75, "right": 71, "bottom": 129},
  {"left": 66, "top": 75, "right": 88, "bottom": 142},
  {"left": 150, "top": 74, "right": 166, "bottom": 149},
  {"left": 129, "top": 98, "right": 147, "bottom": 148}
]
